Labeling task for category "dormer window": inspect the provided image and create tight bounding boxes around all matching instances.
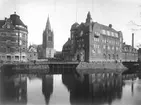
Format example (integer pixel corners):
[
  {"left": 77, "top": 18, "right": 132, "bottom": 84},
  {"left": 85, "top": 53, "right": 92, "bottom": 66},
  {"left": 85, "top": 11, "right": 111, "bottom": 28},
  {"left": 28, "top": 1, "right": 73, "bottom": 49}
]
[{"left": 94, "top": 31, "right": 100, "bottom": 37}]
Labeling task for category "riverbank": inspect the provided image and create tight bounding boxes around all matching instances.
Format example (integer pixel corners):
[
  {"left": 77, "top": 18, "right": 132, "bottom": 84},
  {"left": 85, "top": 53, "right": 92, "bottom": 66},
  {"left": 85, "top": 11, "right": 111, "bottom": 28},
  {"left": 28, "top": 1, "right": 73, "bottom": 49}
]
[{"left": 76, "top": 62, "right": 128, "bottom": 74}]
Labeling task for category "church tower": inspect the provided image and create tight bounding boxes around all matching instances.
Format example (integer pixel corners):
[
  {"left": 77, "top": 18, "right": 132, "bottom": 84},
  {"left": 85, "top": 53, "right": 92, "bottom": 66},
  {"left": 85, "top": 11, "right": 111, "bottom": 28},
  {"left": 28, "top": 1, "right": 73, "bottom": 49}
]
[
  {"left": 86, "top": 11, "right": 92, "bottom": 24},
  {"left": 42, "top": 16, "right": 54, "bottom": 58}
]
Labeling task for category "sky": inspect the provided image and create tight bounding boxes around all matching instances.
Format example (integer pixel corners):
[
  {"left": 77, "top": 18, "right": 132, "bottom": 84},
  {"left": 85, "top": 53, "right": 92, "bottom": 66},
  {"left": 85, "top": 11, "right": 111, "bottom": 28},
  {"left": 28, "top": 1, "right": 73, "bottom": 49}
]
[{"left": 0, "top": 0, "right": 141, "bottom": 51}]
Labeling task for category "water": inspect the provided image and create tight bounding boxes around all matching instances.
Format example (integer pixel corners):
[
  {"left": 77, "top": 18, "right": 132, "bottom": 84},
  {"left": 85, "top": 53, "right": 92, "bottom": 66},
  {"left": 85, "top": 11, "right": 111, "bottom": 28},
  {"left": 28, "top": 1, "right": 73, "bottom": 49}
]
[{"left": 0, "top": 71, "right": 141, "bottom": 105}]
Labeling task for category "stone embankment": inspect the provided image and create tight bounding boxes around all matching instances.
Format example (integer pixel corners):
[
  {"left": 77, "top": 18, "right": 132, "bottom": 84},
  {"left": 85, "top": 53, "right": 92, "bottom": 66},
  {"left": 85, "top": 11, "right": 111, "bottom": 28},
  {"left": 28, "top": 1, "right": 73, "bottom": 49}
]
[{"left": 76, "top": 62, "right": 128, "bottom": 74}]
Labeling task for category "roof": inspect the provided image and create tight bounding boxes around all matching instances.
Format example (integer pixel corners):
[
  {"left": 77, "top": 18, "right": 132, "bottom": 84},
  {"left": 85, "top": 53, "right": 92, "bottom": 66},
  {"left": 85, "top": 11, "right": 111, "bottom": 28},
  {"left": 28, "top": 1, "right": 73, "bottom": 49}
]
[
  {"left": 45, "top": 16, "right": 51, "bottom": 31},
  {"left": 28, "top": 45, "right": 38, "bottom": 52},
  {"left": 63, "top": 38, "right": 71, "bottom": 47},
  {"left": 94, "top": 22, "right": 118, "bottom": 32},
  {"left": 10, "top": 13, "right": 27, "bottom": 28},
  {"left": 29, "top": 44, "right": 38, "bottom": 49},
  {"left": 79, "top": 22, "right": 89, "bottom": 33},
  {"left": 71, "top": 22, "right": 79, "bottom": 30}
]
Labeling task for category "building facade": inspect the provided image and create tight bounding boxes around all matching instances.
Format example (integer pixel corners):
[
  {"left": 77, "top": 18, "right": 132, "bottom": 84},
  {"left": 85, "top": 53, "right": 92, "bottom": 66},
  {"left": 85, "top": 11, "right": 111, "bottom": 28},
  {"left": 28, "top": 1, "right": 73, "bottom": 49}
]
[
  {"left": 62, "top": 12, "right": 123, "bottom": 62},
  {"left": 138, "top": 48, "right": 141, "bottom": 62},
  {"left": 0, "top": 12, "right": 28, "bottom": 62},
  {"left": 122, "top": 43, "right": 138, "bottom": 62},
  {"left": 27, "top": 45, "right": 38, "bottom": 61},
  {"left": 42, "top": 16, "right": 55, "bottom": 58}
]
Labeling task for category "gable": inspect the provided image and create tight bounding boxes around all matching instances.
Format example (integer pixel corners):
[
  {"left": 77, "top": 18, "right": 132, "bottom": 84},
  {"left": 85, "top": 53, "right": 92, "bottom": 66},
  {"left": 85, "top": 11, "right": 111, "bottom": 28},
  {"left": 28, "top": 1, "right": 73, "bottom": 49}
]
[
  {"left": 2, "top": 19, "right": 14, "bottom": 29},
  {"left": 28, "top": 47, "right": 37, "bottom": 52}
]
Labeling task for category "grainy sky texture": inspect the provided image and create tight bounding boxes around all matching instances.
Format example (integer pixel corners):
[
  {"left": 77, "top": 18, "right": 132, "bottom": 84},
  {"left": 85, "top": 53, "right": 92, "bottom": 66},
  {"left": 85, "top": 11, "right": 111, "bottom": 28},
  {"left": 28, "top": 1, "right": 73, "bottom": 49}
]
[{"left": 0, "top": 0, "right": 141, "bottom": 51}]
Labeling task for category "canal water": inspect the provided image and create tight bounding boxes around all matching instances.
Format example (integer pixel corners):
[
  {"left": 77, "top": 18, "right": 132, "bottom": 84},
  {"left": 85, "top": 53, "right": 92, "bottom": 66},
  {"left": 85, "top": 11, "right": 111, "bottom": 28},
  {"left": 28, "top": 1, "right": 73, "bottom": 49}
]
[{"left": 0, "top": 71, "right": 141, "bottom": 105}]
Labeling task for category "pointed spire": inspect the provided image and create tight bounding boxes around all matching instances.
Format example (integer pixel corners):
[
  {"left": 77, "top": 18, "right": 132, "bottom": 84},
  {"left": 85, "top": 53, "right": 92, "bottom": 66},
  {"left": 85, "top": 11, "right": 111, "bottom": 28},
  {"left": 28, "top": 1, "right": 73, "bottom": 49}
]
[
  {"left": 86, "top": 11, "right": 92, "bottom": 23},
  {"left": 45, "top": 15, "right": 51, "bottom": 31}
]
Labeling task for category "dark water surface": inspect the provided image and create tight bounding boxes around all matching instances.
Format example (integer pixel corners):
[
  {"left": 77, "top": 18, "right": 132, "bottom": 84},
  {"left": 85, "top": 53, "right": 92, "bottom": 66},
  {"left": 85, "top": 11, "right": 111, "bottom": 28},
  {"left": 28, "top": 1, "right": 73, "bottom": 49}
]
[{"left": 0, "top": 71, "right": 141, "bottom": 105}]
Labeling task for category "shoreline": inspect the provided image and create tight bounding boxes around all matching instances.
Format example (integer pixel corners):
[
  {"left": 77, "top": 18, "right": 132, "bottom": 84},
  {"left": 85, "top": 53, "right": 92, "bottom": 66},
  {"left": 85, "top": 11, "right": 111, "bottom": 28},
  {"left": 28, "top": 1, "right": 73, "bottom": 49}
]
[{"left": 76, "top": 62, "right": 128, "bottom": 75}]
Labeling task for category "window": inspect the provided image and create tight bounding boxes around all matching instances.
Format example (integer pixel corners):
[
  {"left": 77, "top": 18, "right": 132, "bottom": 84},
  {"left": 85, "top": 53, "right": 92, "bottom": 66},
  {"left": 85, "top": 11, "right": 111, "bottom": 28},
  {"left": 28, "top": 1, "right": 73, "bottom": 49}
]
[
  {"left": 112, "top": 46, "right": 114, "bottom": 50},
  {"left": 80, "top": 31, "right": 83, "bottom": 36},
  {"left": 20, "top": 33, "right": 22, "bottom": 37},
  {"left": 103, "top": 45, "right": 106, "bottom": 49},
  {"left": 108, "top": 46, "right": 110, "bottom": 50},
  {"left": 103, "top": 54, "right": 106, "bottom": 59},
  {"left": 115, "top": 33, "right": 118, "bottom": 37},
  {"left": 19, "top": 40, "right": 22, "bottom": 45},
  {"left": 113, "top": 54, "right": 115, "bottom": 59},
  {"left": 108, "top": 54, "right": 111, "bottom": 59},
  {"left": 102, "top": 30, "right": 106, "bottom": 34},
  {"left": 117, "top": 55, "right": 119, "bottom": 59},
  {"left": 48, "top": 36, "right": 53, "bottom": 41},
  {"left": 82, "top": 44, "right": 84, "bottom": 47},
  {"left": 94, "top": 31, "right": 100, "bottom": 37},
  {"left": 22, "top": 34, "right": 26, "bottom": 38},
  {"left": 107, "top": 31, "right": 110, "bottom": 36},
  {"left": 111, "top": 32, "right": 114, "bottom": 36},
  {"left": 16, "top": 33, "right": 18, "bottom": 36}
]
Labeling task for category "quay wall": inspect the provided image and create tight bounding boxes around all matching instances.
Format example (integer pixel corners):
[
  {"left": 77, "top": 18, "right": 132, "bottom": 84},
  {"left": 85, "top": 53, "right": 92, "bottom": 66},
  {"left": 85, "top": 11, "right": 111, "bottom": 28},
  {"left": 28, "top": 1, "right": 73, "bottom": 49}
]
[{"left": 76, "top": 62, "right": 127, "bottom": 74}]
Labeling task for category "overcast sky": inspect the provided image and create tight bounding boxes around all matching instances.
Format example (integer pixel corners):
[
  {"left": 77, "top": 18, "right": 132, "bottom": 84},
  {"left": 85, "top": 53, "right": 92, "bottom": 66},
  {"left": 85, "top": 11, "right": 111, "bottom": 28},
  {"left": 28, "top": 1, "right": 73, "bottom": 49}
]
[{"left": 0, "top": 0, "right": 141, "bottom": 51}]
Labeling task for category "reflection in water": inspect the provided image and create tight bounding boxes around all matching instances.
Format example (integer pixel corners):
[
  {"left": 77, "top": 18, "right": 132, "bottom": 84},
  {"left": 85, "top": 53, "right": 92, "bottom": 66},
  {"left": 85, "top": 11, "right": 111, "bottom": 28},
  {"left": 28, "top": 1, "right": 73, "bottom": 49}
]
[
  {"left": 131, "top": 82, "right": 134, "bottom": 96},
  {"left": 42, "top": 75, "right": 53, "bottom": 105},
  {"left": 0, "top": 73, "right": 27, "bottom": 105},
  {"left": 62, "top": 73, "right": 123, "bottom": 105},
  {"left": 1, "top": 70, "right": 141, "bottom": 105}
]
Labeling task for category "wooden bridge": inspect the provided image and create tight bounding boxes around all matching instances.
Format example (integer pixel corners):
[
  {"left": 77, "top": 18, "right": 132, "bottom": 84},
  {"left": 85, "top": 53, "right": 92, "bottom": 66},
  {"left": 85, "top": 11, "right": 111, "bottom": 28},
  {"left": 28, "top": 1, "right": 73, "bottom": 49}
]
[{"left": 1, "top": 61, "right": 79, "bottom": 74}]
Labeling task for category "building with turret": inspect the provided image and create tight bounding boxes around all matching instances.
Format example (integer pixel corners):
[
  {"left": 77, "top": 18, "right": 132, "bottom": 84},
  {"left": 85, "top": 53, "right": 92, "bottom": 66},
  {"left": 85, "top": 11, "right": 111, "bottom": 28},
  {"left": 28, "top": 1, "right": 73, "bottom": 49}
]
[
  {"left": 62, "top": 12, "right": 123, "bottom": 62},
  {"left": 0, "top": 12, "right": 28, "bottom": 62},
  {"left": 42, "top": 16, "right": 54, "bottom": 58}
]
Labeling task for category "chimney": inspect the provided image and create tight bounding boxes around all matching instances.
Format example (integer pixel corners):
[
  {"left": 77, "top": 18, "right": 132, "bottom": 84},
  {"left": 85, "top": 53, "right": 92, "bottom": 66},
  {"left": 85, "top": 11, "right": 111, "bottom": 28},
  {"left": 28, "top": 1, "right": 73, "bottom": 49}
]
[
  {"left": 132, "top": 33, "right": 134, "bottom": 48},
  {"left": 5, "top": 17, "right": 7, "bottom": 21},
  {"left": 109, "top": 24, "right": 112, "bottom": 28}
]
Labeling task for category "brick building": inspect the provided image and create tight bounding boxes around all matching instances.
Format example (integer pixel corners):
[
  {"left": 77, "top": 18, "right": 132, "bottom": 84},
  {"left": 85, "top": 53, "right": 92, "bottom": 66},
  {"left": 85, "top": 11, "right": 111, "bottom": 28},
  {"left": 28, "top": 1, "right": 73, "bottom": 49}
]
[
  {"left": 122, "top": 43, "right": 138, "bottom": 62},
  {"left": 42, "top": 16, "right": 55, "bottom": 58},
  {"left": 0, "top": 12, "right": 28, "bottom": 62},
  {"left": 62, "top": 12, "right": 123, "bottom": 62}
]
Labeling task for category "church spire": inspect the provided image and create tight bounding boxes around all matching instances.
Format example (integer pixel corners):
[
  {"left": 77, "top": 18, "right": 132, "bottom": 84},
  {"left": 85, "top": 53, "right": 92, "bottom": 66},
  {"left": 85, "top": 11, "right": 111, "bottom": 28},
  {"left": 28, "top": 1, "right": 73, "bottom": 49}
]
[
  {"left": 86, "top": 11, "right": 92, "bottom": 23},
  {"left": 45, "top": 15, "right": 51, "bottom": 31}
]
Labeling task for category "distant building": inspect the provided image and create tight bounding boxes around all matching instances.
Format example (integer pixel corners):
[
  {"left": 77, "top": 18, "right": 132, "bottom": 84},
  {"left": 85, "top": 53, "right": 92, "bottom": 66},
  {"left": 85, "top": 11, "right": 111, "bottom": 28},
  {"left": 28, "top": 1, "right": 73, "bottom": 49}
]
[
  {"left": 37, "top": 44, "right": 44, "bottom": 59},
  {"left": 62, "top": 12, "right": 123, "bottom": 62},
  {"left": 54, "top": 51, "right": 63, "bottom": 60},
  {"left": 138, "top": 48, "right": 141, "bottom": 62},
  {"left": 122, "top": 43, "right": 138, "bottom": 62},
  {"left": 27, "top": 45, "right": 38, "bottom": 61},
  {"left": 62, "top": 38, "right": 72, "bottom": 61},
  {"left": 42, "top": 16, "right": 55, "bottom": 58},
  {"left": 0, "top": 12, "right": 28, "bottom": 62}
]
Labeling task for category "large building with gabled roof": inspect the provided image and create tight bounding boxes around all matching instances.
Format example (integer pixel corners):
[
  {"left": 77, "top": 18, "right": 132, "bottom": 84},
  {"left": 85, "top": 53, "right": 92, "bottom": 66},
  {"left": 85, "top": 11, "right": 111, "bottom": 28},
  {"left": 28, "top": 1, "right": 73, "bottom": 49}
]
[
  {"left": 0, "top": 12, "right": 28, "bottom": 62},
  {"left": 62, "top": 11, "right": 123, "bottom": 62}
]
